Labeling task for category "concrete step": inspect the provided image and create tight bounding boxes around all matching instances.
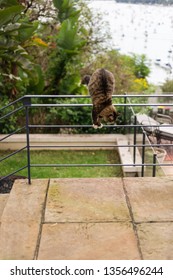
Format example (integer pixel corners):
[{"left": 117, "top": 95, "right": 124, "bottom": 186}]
[
  {"left": 0, "top": 179, "right": 49, "bottom": 260},
  {"left": 0, "top": 194, "right": 9, "bottom": 224},
  {"left": 38, "top": 178, "right": 140, "bottom": 260},
  {"left": 0, "top": 134, "right": 117, "bottom": 150},
  {"left": 117, "top": 138, "right": 143, "bottom": 177}
]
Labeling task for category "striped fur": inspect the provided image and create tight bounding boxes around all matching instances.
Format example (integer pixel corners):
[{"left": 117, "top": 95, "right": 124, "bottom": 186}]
[{"left": 85, "top": 68, "right": 118, "bottom": 128}]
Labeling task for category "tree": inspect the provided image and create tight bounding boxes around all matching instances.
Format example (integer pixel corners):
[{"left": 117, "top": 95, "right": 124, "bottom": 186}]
[
  {"left": 45, "top": 0, "right": 111, "bottom": 95},
  {"left": 131, "top": 54, "right": 150, "bottom": 79},
  {"left": 0, "top": 0, "right": 45, "bottom": 99},
  {"left": 45, "top": 0, "right": 87, "bottom": 94}
]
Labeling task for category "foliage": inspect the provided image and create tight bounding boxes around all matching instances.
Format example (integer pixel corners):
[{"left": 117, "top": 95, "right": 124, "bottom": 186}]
[
  {"left": 45, "top": 0, "right": 112, "bottom": 95},
  {"left": 44, "top": 1, "right": 86, "bottom": 94},
  {"left": 46, "top": 97, "right": 92, "bottom": 133},
  {"left": 130, "top": 54, "right": 151, "bottom": 79},
  {"left": 0, "top": 0, "right": 45, "bottom": 99},
  {"left": 130, "top": 78, "right": 149, "bottom": 92},
  {"left": 0, "top": 97, "right": 18, "bottom": 134},
  {"left": 0, "top": 0, "right": 154, "bottom": 135},
  {"left": 53, "top": 0, "right": 80, "bottom": 23},
  {"left": 161, "top": 79, "right": 173, "bottom": 93},
  {"left": 81, "top": 50, "right": 151, "bottom": 94}
]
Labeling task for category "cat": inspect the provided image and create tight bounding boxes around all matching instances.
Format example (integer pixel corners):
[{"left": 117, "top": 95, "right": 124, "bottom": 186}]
[{"left": 82, "top": 68, "right": 118, "bottom": 129}]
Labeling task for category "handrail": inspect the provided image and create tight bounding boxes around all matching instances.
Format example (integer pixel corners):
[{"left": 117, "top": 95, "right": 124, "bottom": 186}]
[
  {"left": 0, "top": 93, "right": 173, "bottom": 185},
  {"left": 0, "top": 96, "right": 24, "bottom": 112}
]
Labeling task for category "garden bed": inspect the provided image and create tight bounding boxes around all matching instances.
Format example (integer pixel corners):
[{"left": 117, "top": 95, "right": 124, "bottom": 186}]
[{"left": 0, "top": 175, "right": 26, "bottom": 194}]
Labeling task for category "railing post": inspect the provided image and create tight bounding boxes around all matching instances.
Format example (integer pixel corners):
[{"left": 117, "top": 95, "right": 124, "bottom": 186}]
[
  {"left": 133, "top": 115, "right": 137, "bottom": 165},
  {"left": 123, "top": 94, "right": 127, "bottom": 134},
  {"left": 23, "top": 97, "right": 31, "bottom": 184},
  {"left": 152, "top": 153, "right": 157, "bottom": 177},
  {"left": 141, "top": 132, "right": 145, "bottom": 177}
]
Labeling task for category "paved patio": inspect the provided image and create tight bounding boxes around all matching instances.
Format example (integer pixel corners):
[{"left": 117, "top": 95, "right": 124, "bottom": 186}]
[{"left": 0, "top": 177, "right": 173, "bottom": 260}]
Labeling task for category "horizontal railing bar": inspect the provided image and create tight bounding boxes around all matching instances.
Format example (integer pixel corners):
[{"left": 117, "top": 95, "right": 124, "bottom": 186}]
[
  {"left": 1, "top": 93, "right": 172, "bottom": 113},
  {"left": 29, "top": 124, "right": 173, "bottom": 128},
  {"left": 0, "top": 126, "right": 26, "bottom": 142},
  {"left": 0, "top": 146, "right": 27, "bottom": 163},
  {"left": 23, "top": 94, "right": 173, "bottom": 98},
  {"left": 30, "top": 143, "right": 173, "bottom": 148},
  {"left": 0, "top": 105, "right": 24, "bottom": 121},
  {"left": 29, "top": 124, "right": 117, "bottom": 129},
  {"left": 0, "top": 165, "right": 27, "bottom": 182},
  {"left": 30, "top": 145, "right": 120, "bottom": 149},
  {"left": 27, "top": 103, "right": 173, "bottom": 107},
  {"left": 31, "top": 163, "right": 172, "bottom": 167}
]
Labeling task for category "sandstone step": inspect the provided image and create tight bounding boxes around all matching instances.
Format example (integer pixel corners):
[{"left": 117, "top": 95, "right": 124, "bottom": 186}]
[
  {"left": 38, "top": 177, "right": 140, "bottom": 260},
  {"left": 0, "top": 194, "right": 9, "bottom": 224},
  {"left": 117, "top": 139, "right": 143, "bottom": 177},
  {"left": 0, "top": 179, "right": 49, "bottom": 260}
]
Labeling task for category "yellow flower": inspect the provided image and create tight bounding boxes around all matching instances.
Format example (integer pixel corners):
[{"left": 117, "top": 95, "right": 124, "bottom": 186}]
[
  {"left": 32, "top": 37, "right": 48, "bottom": 47},
  {"left": 133, "top": 78, "right": 148, "bottom": 91}
]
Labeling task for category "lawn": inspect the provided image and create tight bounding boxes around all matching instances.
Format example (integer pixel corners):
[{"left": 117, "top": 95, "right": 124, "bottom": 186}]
[{"left": 0, "top": 150, "right": 122, "bottom": 178}]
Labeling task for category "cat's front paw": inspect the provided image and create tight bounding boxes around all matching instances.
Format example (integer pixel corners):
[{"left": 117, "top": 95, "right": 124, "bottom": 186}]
[{"left": 93, "top": 123, "right": 103, "bottom": 129}]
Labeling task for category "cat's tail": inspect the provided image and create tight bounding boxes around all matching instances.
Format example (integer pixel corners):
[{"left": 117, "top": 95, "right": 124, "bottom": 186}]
[{"left": 100, "top": 68, "right": 108, "bottom": 94}]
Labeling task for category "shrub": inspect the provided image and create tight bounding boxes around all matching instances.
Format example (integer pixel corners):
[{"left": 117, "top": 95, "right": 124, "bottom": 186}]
[{"left": 161, "top": 79, "right": 173, "bottom": 93}]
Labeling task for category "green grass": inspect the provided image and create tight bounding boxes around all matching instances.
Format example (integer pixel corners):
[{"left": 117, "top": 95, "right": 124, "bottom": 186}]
[{"left": 0, "top": 150, "right": 122, "bottom": 178}]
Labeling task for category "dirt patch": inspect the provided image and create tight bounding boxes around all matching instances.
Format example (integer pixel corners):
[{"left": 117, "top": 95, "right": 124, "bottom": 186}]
[{"left": 0, "top": 175, "right": 26, "bottom": 194}]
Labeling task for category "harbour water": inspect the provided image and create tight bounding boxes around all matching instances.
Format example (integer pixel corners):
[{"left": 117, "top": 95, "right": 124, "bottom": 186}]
[{"left": 88, "top": 0, "right": 173, "bottom": 85}]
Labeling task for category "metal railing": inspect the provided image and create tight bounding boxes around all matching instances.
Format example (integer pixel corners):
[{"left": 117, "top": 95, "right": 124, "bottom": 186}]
[{"left": 0, "top": 94, "right": 173, "bottom": 184}]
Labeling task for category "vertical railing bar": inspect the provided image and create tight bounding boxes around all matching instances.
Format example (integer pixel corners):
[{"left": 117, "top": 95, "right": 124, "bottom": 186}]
[
  {"left": 133, "top": 115, "right": 137, "bottom": 165},
  {"left": 141, "top": 132, "right": 146, "bottom": 177},
  {"left": 152, "top": 153, "right": 157, "bottom": 177},
  {"left": 26, "top": 106, "right": 31, "bottom": 184},
  {"left": 123, "top": 94, "right": 127, "bottom": 135},
  {"left": 23, "top": 97, "right": 31, "bottom": 185}
]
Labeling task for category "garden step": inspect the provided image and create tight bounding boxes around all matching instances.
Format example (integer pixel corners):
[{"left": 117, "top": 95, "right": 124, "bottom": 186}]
[
  {"left": 0, "top": 133, "right": 144, "bottom": 151},
  {"left": 1, "top": 177, "right": 173, "bottom": 260},
  {"left": 0, "top": 179, "right": 49, "bottom": 260},
  {"left": 44, "top": 178, "right": 131, "bottom": 223},
  {"left": 117, "top": 138, "right": 143, "bottom": 177},
  {"left": 0, "top": 134, "right": 117, "bottom": 150},
  {"left": 0, "top": 194, "right": 9, "bottom": 224},
  {"left": 38, "top": 178, "right": 140, "bottom": 260}
]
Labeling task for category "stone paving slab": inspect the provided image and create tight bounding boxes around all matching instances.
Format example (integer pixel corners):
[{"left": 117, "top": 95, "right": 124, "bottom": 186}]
[
  {"left": 137, "top": 222, "right": 173, "bottom": 260},
  {"left": 45, "top": 178, "right": 130, "bottom": 223},
  {"left": 0, "top": 179, "right": 49, "bottom": 260},
  {"left": 38, "top": 222, "right": 140, "bottom": 260},
  {"left": 0, "top": 194, "right": 9, "bottom": 224},
  {"left": 1, "top": 177, "right": 173, "bottom": 260},
  {"left": 123, "top": 177, "right": 173, "bottom": 222}
]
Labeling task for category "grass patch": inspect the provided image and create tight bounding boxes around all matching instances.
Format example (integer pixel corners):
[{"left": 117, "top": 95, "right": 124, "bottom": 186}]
[{"left": 0, "top": 150, "right": 122, "bottom": 178}]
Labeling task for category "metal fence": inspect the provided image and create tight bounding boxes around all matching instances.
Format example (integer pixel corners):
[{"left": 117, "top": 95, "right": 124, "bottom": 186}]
[{"left": 0, "top": 94, "right": 173, "bottom": 184}]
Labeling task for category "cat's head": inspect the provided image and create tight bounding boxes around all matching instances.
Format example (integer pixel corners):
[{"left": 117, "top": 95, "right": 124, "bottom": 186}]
[
  {"left": 81, "top": 75, "right": 91, "bottom": 85},
  {"left": 99, "top": 105, "right": 119, "bottom": 125}
]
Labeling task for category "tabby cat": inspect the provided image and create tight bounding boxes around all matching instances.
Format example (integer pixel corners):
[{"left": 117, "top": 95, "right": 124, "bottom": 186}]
[{"left": 82, "top": 68, "right": 118, "bottom": 129}]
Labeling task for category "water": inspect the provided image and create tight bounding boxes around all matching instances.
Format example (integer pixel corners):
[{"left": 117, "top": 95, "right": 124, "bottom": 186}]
[{"left": 88, "top": 0, "right": 173, "bottom": 85}]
